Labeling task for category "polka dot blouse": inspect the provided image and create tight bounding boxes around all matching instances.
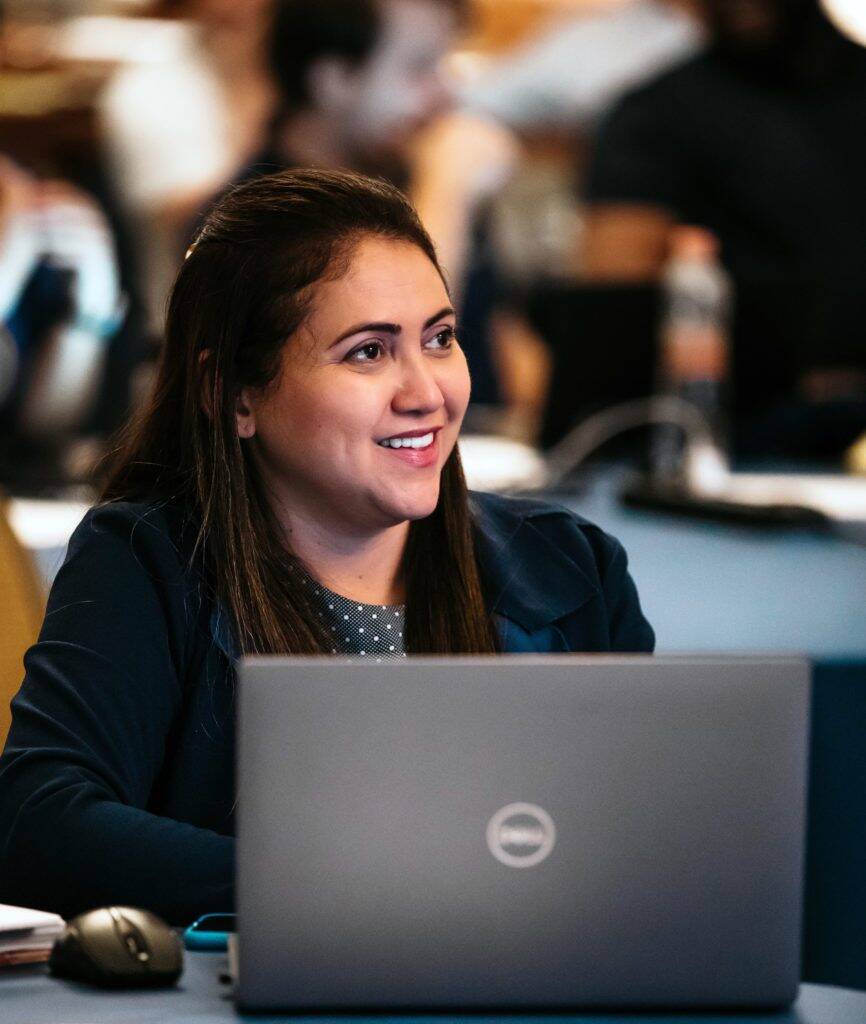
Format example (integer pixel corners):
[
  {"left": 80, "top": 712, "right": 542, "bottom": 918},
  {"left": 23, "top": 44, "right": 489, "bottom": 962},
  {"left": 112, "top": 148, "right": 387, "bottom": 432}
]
[{"left": 297, "top": 571, "right": 406, "bottom": 660}]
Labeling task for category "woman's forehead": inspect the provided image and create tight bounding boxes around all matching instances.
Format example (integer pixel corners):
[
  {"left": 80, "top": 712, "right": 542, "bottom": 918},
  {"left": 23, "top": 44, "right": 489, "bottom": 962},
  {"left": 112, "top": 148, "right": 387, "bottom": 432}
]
[{"left": 305, "top": 237, "right": 449, "bottom": 337}]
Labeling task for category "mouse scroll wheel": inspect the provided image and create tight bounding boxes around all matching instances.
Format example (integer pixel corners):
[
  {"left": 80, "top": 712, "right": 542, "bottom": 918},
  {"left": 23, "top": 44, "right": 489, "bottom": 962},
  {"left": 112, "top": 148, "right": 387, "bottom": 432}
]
[
  {"left": 124, "top": 933, "right": 150, "bottom": 963},
  {"left": 109, "top": 909, "right": 151, "bottom": 964}
]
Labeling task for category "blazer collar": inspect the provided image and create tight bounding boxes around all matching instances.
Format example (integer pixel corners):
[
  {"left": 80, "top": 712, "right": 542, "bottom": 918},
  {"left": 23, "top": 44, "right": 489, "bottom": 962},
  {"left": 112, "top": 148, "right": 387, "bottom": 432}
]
[
  {"left": 211, "top": 492, "right": 599, "bottom": 657},
  {"left": 470, "top": 492, "right": 599, "bottom": 633}
]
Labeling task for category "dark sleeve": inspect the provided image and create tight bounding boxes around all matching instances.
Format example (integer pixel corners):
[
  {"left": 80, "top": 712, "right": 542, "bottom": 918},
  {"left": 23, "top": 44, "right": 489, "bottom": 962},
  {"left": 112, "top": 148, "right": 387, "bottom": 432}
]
[
  {"left": 583, "top": 82, "right": 690, "bottom": 215},
  {"left": 579, "top": 522, "right": 655, "bottom": 653},
  {"left": 0, "top": 504, "right": 233, "bottom": 925}
]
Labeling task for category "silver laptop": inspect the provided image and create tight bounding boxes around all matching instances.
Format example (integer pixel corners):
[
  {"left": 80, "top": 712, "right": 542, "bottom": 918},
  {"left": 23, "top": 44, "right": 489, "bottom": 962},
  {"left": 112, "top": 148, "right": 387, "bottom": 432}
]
[{"left": 236, "top": 655, "right": 809, "bottom": 1011}]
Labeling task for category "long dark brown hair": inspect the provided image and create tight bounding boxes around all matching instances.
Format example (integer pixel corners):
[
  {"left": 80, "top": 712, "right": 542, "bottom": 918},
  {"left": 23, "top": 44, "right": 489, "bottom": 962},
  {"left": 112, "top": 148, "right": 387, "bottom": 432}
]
[{"left": 101, "top": 169, "right": 498, "bottom": 655}]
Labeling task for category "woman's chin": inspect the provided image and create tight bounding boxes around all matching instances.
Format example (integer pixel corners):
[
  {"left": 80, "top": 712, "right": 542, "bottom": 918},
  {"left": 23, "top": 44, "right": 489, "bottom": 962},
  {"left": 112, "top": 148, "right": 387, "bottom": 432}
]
[{"left": 376, "top": 484, "right": 441, "bottom": 525}]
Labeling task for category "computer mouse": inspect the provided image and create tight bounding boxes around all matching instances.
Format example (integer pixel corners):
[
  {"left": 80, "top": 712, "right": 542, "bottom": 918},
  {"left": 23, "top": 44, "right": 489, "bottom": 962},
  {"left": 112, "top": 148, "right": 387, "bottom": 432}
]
[{"left": 49, "top": 906, "right": 183, "bottom": 988}]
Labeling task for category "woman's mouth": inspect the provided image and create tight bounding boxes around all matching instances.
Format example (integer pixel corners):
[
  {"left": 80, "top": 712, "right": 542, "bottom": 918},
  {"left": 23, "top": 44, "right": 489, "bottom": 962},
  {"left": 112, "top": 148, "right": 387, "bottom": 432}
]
[
  {"left": 378, "top": 431, "right": 435, "bottom": 449},
  {"left": 376, "top": 430, "right": 439, "bottom": 467}
]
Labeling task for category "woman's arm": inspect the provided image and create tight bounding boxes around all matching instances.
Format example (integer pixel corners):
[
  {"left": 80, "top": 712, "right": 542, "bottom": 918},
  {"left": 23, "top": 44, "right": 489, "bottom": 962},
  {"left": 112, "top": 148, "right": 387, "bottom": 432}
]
[{"left": 0, "top": 504, "right": 234, "bottom": 925}]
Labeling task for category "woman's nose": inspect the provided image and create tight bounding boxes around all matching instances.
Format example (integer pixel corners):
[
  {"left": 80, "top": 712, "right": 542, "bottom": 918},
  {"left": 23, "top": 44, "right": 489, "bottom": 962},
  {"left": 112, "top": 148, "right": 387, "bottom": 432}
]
[{"left": 392, "top": 354, "right": 445, "bottom": 414}]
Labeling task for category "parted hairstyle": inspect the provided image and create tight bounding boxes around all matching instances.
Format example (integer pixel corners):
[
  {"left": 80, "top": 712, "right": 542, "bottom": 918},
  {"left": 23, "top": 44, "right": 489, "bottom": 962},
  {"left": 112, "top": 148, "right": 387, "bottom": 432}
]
[{"left": 101, "top": 168, "right": 499, "bottom": 656}]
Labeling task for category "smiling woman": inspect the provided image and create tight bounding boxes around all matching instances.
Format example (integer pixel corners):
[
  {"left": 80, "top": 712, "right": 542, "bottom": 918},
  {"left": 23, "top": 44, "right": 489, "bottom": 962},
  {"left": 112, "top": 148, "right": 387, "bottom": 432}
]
[
  {"left": 0, "top": 170, "right": 653, "bottom": 924},
  {"left": 235, "top": 237, "right": 471, "bottom": 604},
  {"left": 105, "top": 171, "right": 490, "bottom": 656}
]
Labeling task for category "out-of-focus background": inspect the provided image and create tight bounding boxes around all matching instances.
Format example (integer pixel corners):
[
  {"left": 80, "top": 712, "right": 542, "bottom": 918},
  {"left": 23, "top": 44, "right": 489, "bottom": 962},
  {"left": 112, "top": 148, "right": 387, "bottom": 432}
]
[
  {"left": 2, "top": 0, "right": 866, "bottom": 490},
  {"left": 3, "top": 3, "right": 866, "bottom": 625},
  {"left": 1, "top": 0, "right": 866, "bottom": 993}
]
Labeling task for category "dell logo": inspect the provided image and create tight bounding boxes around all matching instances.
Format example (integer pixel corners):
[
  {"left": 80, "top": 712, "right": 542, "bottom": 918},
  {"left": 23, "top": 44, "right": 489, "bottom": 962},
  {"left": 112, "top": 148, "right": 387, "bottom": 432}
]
[{"left": 486, "top": 802, "right": 556, "bottom": 868}]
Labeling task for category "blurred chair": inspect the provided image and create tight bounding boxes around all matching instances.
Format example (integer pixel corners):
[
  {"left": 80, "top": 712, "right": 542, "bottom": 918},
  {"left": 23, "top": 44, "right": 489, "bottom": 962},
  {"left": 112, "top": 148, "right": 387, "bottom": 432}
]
[
  {"left": 0, "top": 494, "right": 44, "bottom": 749},
  {"left": 527, "top": 281, "right": 660, "bottom": 450}
]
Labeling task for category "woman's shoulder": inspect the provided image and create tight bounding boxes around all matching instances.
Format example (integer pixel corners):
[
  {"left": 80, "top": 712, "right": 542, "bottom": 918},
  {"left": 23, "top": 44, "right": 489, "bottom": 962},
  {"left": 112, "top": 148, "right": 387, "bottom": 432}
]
[
  {"left": 38, "top": 499, "right": 212, "bottom": 669},
  {"left": 71, "top": 498, "right": 185, "bottom": 546},
  {"left": 469, "top": 491, "right": 654, "bottom": 651},
  {"left": 469, "top": 489, "right": 632, "bottom": 602},
  {"left": 64, "top": 499, "right": 200, "bottom": 589},
  {"left": 469, "top": 490, "right": 608, "bottom": 549}
]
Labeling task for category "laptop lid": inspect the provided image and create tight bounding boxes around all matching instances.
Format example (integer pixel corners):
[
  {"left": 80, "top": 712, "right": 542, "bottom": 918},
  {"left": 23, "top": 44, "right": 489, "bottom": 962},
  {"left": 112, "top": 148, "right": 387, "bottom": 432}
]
[{"left": 236, "top": 655, "right": 809, "bottom": 1011}]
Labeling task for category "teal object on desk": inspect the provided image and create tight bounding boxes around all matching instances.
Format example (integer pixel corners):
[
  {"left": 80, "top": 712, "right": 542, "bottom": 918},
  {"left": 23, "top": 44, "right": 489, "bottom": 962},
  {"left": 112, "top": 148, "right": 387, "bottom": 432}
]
[{"left": 183, "top": 913, "right": 236, "bottom": 951}]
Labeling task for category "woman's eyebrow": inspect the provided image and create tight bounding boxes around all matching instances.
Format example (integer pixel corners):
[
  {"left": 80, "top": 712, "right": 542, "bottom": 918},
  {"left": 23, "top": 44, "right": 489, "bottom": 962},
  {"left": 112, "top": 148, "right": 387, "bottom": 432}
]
[
  {"left": 329, "top": 307, "right": 456, "bottom": 348},
  {"left": 329, "top": 321, "right": 400, "bottom": 348},
  {"left": 423, "top": 306, "right": 456, "bottom": 330}
]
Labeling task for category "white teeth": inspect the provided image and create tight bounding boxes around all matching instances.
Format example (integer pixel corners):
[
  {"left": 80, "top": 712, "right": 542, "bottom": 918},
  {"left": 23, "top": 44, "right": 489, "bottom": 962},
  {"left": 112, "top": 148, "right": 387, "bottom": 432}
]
[{"left": 380, "top": 431, "right": 434, "bottom": 449}]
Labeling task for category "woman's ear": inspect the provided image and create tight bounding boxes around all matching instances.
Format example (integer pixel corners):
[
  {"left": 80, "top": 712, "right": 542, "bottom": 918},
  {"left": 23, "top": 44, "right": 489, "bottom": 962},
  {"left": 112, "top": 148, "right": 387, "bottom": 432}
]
[
  {"left": 199, "top": 350, "right": 254, "bottom": 438},
  {"left": 235, "top": 389, "right": 257, "bottom": 439}
]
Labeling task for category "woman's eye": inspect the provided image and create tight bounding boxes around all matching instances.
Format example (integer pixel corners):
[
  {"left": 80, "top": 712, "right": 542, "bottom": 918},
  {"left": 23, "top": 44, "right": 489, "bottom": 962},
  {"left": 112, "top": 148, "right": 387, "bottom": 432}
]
[
  {"left": 347, "top": 341, "right": 384, "bottom": 364},
  {"left": 427, "top": 327, "right": 455, "bottom": 350}
]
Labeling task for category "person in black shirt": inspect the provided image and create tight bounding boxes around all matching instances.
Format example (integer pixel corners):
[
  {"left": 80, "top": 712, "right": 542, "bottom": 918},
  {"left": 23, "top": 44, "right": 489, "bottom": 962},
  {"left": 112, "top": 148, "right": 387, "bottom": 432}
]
[{"left": 582, "top": 0, "right": 866, "bottom": 459}]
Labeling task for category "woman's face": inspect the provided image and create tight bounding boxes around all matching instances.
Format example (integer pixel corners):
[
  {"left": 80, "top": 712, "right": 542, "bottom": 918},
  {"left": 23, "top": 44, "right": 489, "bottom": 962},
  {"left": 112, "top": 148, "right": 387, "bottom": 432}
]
[{"left": 238, "top": 235, "right": 471, "bottom": 536}]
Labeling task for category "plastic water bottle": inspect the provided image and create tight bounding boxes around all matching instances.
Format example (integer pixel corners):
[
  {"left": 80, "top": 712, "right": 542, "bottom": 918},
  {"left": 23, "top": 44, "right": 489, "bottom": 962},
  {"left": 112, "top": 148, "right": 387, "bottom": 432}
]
[{"left": 653, "top": 225, "right": 731, "bottom": 486}]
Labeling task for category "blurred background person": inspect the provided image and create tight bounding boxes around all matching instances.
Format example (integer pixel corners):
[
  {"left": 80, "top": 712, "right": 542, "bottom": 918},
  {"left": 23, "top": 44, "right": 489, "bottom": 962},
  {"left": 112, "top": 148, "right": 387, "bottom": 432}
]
[
  {"left": 448, "top": 0, "right": 707, "bottom": 456},
  {"left": 580, "top": 0, "right": 866, "bottom": 463},
  {"left": 212, "top": 0, "right": 549, "bottom": 436},
  {"left": 99, "top": 0, "right": 276, "bottom": 335},
  {"left": 0, "top": 155, "right": 127, "bottom": 490}
]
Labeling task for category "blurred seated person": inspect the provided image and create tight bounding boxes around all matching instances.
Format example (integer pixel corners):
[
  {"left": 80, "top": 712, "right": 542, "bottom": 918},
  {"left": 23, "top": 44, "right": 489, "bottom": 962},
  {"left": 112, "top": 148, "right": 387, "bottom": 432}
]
[
  {"left": 0, "top": 170, "right": 653, "bottom": 923},
  {"left": 99, "top": 0, "right": 275, "bottom": 335},
  {"left": 581, "top": 0, "right": 866, "bottom": 462},
  {"left": 217, "top": 0, "right": 548, "bottom": 435},
  {"left": 0, "top": 157, "right": 126, "bottom": 488}
]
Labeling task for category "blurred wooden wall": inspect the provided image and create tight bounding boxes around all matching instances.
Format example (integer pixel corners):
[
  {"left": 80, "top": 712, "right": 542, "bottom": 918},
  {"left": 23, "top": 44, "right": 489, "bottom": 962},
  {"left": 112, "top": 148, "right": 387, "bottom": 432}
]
[
  {"left": 466, "top": 0, "right": 627, "bottom": 52},
  {"left": 0, "top": 502, "right": 44, "bottom": 751}
]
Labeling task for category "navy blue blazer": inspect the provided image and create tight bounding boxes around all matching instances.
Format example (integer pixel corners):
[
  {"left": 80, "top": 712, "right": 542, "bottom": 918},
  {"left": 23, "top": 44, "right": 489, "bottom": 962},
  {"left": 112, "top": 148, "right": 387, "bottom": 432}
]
[{"left": 0, "top": 492, "right": 653, "bottom": 924}]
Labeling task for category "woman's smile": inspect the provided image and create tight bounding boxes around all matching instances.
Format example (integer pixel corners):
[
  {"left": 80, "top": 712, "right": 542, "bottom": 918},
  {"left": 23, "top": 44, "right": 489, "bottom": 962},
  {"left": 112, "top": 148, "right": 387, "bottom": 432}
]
[{"left": 376, "top": 426, "right": 441, "bottom": 466}]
